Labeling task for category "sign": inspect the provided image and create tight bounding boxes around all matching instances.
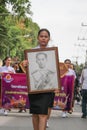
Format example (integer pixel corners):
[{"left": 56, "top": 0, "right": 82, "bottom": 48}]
[
  {"left": 1, "top": 73, "right": 29, "bottom": 109},
  {"left": 53, "top": 75, "right": 75, "bottom": 111},
  {"left": 1, "top": 73, "right": 75, "bottom": 111}
]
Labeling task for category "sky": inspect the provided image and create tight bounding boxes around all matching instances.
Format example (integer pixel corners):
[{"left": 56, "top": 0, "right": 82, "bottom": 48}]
[{"left": 30, "top": 0, "right": 87, "bottom": 64}]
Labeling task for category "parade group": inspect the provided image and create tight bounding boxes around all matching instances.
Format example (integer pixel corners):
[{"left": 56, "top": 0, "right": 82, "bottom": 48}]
[{"left": 0, "top": 28, "right": 87, "bottom": 130}]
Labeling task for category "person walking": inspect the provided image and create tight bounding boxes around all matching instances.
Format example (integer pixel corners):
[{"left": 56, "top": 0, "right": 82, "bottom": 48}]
[
  {"left": 0, "top": 56, "right": 15, "bottom": 115},
  {"left": 24, "top": 28, "right": 57, "bottom": 130},
  {"left": 80, "top": 62, "right": 87, "bottom": 118},
  {"left": 61, "top": 59, "right": 76, "bottom": 118}
]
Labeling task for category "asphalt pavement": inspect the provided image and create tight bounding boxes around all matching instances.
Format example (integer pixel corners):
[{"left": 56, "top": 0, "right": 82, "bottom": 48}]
[{"left": 0, "top": 102, "right": 87, "bottom": 130}]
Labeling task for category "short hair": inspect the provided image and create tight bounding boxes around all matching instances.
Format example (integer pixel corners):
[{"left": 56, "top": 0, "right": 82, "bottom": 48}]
[
  {"left": 38, "top": 28, "right": 50, "bottom": 37},
  {"left": 36, "top": 52, "right": 47, "bottom": 59}
]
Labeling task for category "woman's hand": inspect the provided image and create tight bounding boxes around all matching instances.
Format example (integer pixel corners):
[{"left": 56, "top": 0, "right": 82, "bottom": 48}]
[{"left": 54, "top": 88, "right": 60, "bottom": 93}]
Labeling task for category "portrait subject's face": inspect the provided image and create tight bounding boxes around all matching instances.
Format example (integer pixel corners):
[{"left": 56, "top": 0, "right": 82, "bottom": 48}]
[{"left": 36, "top": 53, "right": 47, "bottom": 69}]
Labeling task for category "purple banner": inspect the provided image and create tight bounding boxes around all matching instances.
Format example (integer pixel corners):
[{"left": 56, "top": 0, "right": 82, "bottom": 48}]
[
  {"left": 1, "top": 74, "right": 74, "bottom": 111},
  {"left": 1, "top": 73, "right": 29, "bottom": 109},
  {"left": 53, "top": 75, "right": 75, "bottom": 111}
]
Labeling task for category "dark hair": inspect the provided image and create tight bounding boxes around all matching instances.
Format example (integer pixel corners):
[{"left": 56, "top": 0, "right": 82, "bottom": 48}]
[
  {"left": 3, "top": 56, "right": 11, "bottom": 66},
  {"left": 38, "top": 28, "right": 50, "bottom": 37},
  {"left": 64, "top": 59, "right": 71, "bottom": 63}
]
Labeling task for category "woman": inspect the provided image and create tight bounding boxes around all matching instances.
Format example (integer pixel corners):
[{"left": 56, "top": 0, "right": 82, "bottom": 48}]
[
  {"left": 0, "top": 56, "right": 15, "bottom": 73},
  {"left": 24, "top": 28, "right": 57, "bottom": 130},
  {"left": 80, "top": 63, "right": 87, "bottom": 118},
  {"left": 0, "top": 56, "right": 15, "bottom": 115},
  {"left": 61, "top": 59, "right": 76, "bottom": 118}
]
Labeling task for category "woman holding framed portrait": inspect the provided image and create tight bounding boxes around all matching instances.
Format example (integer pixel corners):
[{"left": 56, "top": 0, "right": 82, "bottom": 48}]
[{"left": 24, "top": 28, "right": 60, "bottom": 130}]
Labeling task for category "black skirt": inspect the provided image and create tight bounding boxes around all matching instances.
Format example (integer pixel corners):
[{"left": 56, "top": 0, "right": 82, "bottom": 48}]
[{"left": 28, "top": 92, "right": 55, "bottom": 115}]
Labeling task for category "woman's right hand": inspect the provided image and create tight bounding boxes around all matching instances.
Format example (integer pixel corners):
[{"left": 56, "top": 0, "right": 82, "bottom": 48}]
[{"left": 0, "top": 72, "right": 4, "bottom": 77}]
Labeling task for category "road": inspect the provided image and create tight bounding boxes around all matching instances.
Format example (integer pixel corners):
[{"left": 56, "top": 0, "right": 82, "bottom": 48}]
[{"left": 0, "top": 103, "right": 87, "bottom": 130}]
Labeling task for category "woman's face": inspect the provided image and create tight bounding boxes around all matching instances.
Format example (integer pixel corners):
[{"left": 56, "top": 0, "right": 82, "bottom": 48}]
[
  {"left": 5, "top": 58, "right": 12, "bottom": 66},
  {"left": 65, "top": 61, "right": 71, "bottom": 69},
  {"left": 37, "top": 31, "right": 50, "bottom": 48}
]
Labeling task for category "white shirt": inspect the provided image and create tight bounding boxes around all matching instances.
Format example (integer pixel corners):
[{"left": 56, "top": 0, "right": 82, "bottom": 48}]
[
  {"left": 34, "top": 44, "right": 50, "bottom": 49},
  {"left": 80, "top": 68, "right": 87, "bottom": 90},
  {"left": 65, "top": 68, "right": 76, "bottom": 79},
  {"left": 0, "top": 65, "right": 15, "bottom": 73}
]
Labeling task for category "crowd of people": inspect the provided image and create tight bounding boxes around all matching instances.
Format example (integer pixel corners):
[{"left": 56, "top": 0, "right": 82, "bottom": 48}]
[{"left": 0, "top": 28, "right": 86, "bottom": 130}]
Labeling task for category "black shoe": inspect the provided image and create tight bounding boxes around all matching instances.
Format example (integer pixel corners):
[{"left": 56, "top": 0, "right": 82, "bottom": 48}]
[
  {"left": 68, "top": 110, "right": 72, "bottom": 114},
  {"left": 24, "top": 109, "right": 26, "bottom": 112},
  {"left": 18, "top": 109, "right": 22, "bottom": 113},
  {"left": 81, "top": 115, "right": 86, "bottom": 118}
]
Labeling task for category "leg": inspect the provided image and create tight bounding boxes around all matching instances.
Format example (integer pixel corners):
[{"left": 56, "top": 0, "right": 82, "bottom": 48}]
[
  {"left": 47, "top": 108, "right": 51, "bottom": 120},
  {"left": 47, "top": 93, "right": 55, "bottom": 120},
  {"left": 32, "top": 114, "right": 39, "bottom": 130},
  {"left": 18, "top": 108, "right": 22, "bottom": 112},
  {"left": 46, "top": 108, "right": 52, "bottom": 127},
  {"left": 82, "top": 91, "right": 86, "bottom": 116},
  {"left": 38, "top": 114, "right": 48, "bottom": 130}
]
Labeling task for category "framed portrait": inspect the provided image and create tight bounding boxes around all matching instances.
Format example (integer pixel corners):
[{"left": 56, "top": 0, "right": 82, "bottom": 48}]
[{"left": 24, "top": 47, "right": 60, "bottom": 94}]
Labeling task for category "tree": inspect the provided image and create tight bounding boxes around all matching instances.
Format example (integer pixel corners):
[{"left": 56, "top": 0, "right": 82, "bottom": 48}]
[
  {"left": 0, "top": 15, "right": 40, "bottom": 60},
  {"left": 0, "top": 0, "right": 40, "bottom": 60},
  {"left": 6, "top": 0, "right": 32, "bottom": 18}
]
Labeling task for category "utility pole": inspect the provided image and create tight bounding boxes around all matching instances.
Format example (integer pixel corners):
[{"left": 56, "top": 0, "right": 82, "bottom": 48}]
[{"left": 74, "top": 22, "right": 87, "bottom": 64}]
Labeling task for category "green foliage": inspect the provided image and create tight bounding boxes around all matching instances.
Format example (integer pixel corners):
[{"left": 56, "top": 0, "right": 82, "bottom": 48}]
[
  {"left": 0, "top": 15, "right": 39, "bottom": 60},
  {"left": 74, "top": 63, "right": 84, "bottom": 75},
  {"left": 6, "top": 0, "right": 32, "bottom": 18},
  {"left": 0, "top": 0, "right": 40, "bottom": 61}
]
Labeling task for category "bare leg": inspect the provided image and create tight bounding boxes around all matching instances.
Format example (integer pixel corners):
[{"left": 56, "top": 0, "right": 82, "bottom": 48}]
[
  {"left": 39, "top": 114, "right": 48, "bottom": 130},
  {"left": 32, "top": 114, "right": 39, "bottom": 130},
  {"left": 47, "top": 108, "right": 51, "bottom": 120},
  {"left": 45, "top": 108, "right": 52, "bottom": 127}
]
